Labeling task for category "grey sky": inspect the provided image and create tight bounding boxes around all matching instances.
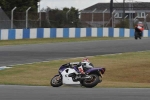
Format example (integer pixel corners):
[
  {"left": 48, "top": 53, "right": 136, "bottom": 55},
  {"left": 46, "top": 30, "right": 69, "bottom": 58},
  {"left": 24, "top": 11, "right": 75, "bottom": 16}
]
[{"left": 39, "top": 0, "right": 150, "bottom": 10}]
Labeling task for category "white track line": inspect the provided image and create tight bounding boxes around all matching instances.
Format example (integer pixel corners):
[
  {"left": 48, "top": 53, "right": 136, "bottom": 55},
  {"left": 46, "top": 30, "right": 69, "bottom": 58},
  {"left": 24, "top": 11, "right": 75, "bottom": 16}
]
[{"left": 1, "top": 50, "right": 149, "bottom": 70}]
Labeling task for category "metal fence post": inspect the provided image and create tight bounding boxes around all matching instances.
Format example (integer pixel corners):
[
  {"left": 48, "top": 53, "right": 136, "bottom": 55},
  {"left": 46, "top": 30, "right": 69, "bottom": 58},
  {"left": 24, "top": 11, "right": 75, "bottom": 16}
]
[
  {"left": 11, "top": 7, "right": 17, "bottom": 29},
  {"left": 133, "top": 16, "right": 138, "bottom": 23},
  {"left": 103, "top": 9, "right": 107, "bottom": 27},
  {"left": 112, "top": 10, "right": 116, "bottom": 28},
  {"left": 144, "top": 14, "right": 148, "bottom": 29},
  {"left": 114, "top": 13, "right": 118, "bottom": 27},
  {"left": 124, "top": 15, "right": 128, "bottom": 19},
  {"left": 66, "top": 9, "right": 71, "bottom": 22},
  {"left": 26, "top": 7, "right": 31, "bottom": 29},
  {"left": 39, "top": 0, "right": 42, "bottom": 27},
  {"left": 92, "top": 8, "right": 97, "bottom": 23}
]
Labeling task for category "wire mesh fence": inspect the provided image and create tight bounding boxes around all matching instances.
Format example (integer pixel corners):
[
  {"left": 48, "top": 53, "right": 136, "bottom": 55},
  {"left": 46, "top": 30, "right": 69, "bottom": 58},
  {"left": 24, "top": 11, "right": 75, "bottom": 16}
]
[{"left": 0, "top": 7, "right": 150, "bottom": 29}]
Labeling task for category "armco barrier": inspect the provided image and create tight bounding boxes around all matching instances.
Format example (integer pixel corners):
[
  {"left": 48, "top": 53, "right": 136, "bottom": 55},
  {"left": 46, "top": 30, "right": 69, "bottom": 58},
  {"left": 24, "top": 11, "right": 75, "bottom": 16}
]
[{"left": 0, "top": 28, "right": 150, "bottom": 40}]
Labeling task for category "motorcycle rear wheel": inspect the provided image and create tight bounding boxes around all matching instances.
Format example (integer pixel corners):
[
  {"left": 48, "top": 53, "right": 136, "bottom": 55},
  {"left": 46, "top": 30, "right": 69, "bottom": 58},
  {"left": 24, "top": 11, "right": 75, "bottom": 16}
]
[
  {"left": 134, "top": 32, "right": 138, "bottom": 40},
  {"left": 50, "top": 75, "right": 62, "bottom": 87},
  {"left": 81, "top": 74, "right": 100, "bottom": 88}
]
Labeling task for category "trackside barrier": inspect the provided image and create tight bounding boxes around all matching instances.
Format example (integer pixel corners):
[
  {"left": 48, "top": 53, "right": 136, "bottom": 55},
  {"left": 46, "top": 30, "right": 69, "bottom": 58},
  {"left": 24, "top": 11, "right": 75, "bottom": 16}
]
[{"left": 0, "top": 28, "right": 150, "bottom": 40}]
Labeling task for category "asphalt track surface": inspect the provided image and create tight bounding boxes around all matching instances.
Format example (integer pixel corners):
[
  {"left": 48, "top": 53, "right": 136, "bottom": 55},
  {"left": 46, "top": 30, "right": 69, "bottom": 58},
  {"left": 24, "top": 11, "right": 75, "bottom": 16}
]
[
  {"left": 0, "top": 85, "right": 150, "bottom": 100},
  {"left": 0, "top": 38, "right": 150, "bottom": 100},
  {"left": 0, "top": 38, "right": 150, "bottom": 67}
]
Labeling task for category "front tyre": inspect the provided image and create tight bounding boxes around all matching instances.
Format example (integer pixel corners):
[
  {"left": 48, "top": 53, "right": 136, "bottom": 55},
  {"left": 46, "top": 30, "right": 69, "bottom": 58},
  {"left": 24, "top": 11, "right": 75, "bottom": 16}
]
[
  {"left": 81, "top": 74, "right": 100, "bottom": 88},
  {"left": 50, "top": 75, "right": 62, "bottom": 87}
]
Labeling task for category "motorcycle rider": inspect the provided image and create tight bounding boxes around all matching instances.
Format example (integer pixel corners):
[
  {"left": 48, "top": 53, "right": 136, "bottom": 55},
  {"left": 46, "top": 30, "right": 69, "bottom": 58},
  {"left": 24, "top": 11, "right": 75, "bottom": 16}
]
[
  {"left": 134, "top": 21, "right": 144, "bottom": 37},
  {"left": 69, "top": 58, "right": 94, "bottom": 75}
]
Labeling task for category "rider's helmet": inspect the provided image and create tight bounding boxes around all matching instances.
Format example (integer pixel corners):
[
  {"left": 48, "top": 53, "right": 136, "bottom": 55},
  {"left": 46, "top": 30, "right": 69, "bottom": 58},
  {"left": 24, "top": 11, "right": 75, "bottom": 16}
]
[
  {"left": 82, "top": 58, "right": 89, "bottom": 62},
  {"left": 137, "top": 21, "right": 143, "bottom": 27}
]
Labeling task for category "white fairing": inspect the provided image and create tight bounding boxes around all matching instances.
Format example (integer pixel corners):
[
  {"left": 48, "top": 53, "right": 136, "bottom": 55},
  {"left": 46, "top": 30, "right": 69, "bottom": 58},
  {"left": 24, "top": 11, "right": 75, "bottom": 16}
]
[{"left": 61, "top": 68, "right": 80, "bottom": 84}]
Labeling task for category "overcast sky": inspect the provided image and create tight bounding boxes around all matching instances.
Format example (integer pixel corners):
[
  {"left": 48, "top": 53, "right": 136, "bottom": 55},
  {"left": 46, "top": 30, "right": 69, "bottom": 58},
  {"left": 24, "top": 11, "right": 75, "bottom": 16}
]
[{"left": 39, "top": 0, "right": 150, "bottom": 10}]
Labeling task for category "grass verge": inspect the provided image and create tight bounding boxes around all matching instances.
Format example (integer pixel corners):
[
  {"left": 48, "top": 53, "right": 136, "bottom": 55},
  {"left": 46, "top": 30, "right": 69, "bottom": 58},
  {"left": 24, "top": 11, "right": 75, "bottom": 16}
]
[
  {"left": 0, "top": 37, "right": 126, "bottom": 46},
  {"left": 0, "top": 51, "right": 150, "bottom": 88}
]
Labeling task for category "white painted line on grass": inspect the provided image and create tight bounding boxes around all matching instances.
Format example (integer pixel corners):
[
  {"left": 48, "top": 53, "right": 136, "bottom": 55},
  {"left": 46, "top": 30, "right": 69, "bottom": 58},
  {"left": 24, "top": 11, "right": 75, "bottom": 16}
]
[{"left": 0, "top": 66, "right": 12, "bottom": 70}]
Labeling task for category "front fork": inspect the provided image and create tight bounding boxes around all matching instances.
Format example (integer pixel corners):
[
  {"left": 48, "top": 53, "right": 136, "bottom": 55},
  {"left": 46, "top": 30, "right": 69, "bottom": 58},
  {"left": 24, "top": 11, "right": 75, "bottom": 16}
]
[{"left": 55, "top": 74, "right": 62, "bottom": 82}]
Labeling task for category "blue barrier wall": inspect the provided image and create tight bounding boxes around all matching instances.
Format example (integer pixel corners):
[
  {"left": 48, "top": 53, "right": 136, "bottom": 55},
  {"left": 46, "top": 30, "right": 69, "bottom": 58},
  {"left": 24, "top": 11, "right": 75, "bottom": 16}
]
[{"left": 0, "top": 28, "right": 149, "bottom": 40}]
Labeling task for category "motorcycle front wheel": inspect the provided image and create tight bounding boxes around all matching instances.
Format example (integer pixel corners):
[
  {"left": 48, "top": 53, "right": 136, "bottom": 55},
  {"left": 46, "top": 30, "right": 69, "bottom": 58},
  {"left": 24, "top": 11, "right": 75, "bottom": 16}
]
[
  {"left": 50, "top": 75, "right": 62, "bottom": 87},
  {"left": 81, "top": 74, "right": 100, "bottom": 88}
]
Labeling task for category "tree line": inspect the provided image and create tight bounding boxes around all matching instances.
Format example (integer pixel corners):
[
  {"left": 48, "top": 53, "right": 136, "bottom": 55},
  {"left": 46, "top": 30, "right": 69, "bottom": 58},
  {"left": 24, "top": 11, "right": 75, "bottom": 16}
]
[
  {"left": 0, "top": 0, "right": 39, "bottom": 12},
  {"left": 42, "top": 7, "right": 81, "bottom": 28},
  {"left": 0, "top": 0, "right": 81, "bottom": 28}
]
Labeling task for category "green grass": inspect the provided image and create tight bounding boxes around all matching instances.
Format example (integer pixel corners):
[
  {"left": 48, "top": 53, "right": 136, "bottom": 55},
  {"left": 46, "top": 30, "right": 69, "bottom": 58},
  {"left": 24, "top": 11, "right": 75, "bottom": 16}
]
[
  {"left": 0, "top": 37, "right": 126, "bottom": 46},
  {"left": 0, "top": 51, "right": 150, "bottom": 88}
]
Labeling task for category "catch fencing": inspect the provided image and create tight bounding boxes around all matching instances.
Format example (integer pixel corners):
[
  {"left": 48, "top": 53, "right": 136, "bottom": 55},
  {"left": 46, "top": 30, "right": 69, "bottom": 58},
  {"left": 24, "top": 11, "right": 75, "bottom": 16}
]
[
  {"left": 0, "top": 8, "right": 51, "bottom": 29},
  {"left": 1, "top": 7, "right": 150, "bottom": 29}
]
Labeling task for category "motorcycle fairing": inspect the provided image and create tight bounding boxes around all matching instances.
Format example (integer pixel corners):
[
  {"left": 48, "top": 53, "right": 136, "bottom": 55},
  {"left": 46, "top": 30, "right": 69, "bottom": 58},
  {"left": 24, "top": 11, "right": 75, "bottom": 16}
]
[
  {"left": 85, "top": 68, "right": 105, "bottom": 74},
  {"left": 59, "top": 63, "right": 70, "bottom": 73},
  {"left": 61, "top": 68, "right": 80, "bottom": 85}
]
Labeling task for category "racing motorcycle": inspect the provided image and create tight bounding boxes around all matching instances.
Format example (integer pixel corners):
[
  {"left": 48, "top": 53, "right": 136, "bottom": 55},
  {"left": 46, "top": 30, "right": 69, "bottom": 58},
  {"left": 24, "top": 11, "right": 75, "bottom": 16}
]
[
  {"left": 134, "top": 31, "right": 142, "bottom": 40},
  {"left": 134, "top": 25, "right": 143, "bottom": 40},
  {"left": 50, "top": 62, "right": 105, "bottom": 88}
]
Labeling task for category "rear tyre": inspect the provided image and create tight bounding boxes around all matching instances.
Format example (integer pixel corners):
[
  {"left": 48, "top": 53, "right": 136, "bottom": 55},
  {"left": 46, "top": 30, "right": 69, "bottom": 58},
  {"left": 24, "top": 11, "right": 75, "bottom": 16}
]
[
  {"left": 139, "top": 32, "right": 142, "bottom": 39},
  {"left": 134, "top": 32, "right": 138, "bottom": 40},
  {"left": 50, "top": 75, "right": 62, "bottom": 87},
  {"left": 81, "top": 74, "right": 100, "bottom": 88}
]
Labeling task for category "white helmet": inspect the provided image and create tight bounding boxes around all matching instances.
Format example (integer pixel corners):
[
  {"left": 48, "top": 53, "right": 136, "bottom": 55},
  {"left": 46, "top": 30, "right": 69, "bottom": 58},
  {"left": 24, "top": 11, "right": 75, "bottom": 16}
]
[
  {"left": 82, "top": 58, "right": 90, "bottom": 62},
  {"left": 138, "top": 21, "right": 143, "bottom": 24}
]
